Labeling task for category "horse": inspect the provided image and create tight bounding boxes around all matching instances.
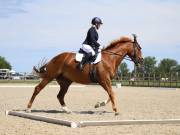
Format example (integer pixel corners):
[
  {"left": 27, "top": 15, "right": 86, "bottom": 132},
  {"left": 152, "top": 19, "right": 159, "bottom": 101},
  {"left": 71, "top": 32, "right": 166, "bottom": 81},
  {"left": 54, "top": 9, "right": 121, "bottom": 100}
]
[{"left": 27, "top": 34, "right": 143, "bottom": 115}]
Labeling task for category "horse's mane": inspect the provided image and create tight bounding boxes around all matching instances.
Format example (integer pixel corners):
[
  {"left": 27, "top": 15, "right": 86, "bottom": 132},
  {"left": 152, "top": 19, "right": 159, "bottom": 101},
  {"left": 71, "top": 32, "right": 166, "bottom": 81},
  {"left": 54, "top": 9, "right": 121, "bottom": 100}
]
[{"left": 103, "top": 36, "right": 132, "bottom": 51}]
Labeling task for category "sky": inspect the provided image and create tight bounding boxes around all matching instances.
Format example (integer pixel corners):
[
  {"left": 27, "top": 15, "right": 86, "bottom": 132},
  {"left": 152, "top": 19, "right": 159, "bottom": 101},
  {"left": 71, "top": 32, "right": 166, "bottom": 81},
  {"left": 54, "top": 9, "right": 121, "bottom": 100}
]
[{"left": 0, "top": 0, "right": 180, "bottom": 72}]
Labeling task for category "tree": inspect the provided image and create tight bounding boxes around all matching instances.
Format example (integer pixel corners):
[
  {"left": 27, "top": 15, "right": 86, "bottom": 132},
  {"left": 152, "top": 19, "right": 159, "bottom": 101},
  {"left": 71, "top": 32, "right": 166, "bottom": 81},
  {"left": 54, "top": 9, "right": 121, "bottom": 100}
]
[
  {"left": 174, "top": 65, "right": 180, "bottom": 73},
  {"left": 0, "top": 56, "right": 12, "bottom": 69},
  {"left": 157, "top": 58, "right": 178, "bottom": 74},
  {"left": 118, "top": 62, "right": 129, "bottom": 77},
  {"left": 143, "top": 56, "right": 157, "bottom": 74}
]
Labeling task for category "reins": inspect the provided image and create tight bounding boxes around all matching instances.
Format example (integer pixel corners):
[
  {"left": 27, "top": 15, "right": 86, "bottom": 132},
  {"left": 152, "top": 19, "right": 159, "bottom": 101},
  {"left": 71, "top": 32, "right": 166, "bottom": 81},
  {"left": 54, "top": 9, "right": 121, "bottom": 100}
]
[
  {"left": 101, "top": 36, "right": 140, "bottom": 63},
  {"left": 102, "top": 50, "right": 122, "bottom": 56},
  {"left": 102, "top": 50, "right": 133, "bottom": 61},
  {"left": 102, "top": 45, "right": 134, "bottom": 62}
]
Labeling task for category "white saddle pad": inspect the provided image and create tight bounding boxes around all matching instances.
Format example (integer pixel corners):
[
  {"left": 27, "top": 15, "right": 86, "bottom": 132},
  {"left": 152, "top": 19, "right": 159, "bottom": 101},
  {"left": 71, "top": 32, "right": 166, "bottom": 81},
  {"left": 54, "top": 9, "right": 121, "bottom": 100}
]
[{"left": 75, "top": 53, "right": 101, "bottom": 64}]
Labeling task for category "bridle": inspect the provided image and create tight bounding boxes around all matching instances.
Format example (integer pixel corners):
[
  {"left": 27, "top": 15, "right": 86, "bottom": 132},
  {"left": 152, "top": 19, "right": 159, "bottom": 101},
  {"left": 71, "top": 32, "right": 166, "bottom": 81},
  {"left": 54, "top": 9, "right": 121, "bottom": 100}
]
[
  {"left": 102, "top": 50, "right": 132, "bottom": 61},
  {"left": 102, "top": 41, "right": 140, "bottom": 63},
  {"left": 132, "top": 41, "right": 140, "bottom": 65}
]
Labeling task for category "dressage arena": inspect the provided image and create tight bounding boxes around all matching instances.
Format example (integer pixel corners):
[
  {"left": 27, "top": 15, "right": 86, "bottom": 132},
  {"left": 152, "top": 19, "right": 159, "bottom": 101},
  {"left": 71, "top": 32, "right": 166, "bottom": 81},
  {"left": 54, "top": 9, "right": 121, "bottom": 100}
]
[{"left": 1, "top": 84, "right": 180, "bottom": 135}]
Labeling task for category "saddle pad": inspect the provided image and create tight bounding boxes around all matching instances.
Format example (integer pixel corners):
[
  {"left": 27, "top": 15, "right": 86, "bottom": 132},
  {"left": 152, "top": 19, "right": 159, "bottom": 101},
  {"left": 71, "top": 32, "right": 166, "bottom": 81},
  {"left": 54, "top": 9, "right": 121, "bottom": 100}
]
[{"left": 75, "top": 53, "right": 101, "bottom": 64}]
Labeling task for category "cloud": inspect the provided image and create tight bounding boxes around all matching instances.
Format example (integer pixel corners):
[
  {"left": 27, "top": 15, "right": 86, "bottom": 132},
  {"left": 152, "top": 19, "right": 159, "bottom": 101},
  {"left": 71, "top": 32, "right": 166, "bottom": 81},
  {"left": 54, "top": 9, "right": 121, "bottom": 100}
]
[
  {"left": 0, "top": 0, "right": 179, "bottom": 71},
  {"left": 0, "top": 0, "right": 34, "bottom": 18},
  {"left": 99, "top": 0, "right": 180, "bottom": 46}
]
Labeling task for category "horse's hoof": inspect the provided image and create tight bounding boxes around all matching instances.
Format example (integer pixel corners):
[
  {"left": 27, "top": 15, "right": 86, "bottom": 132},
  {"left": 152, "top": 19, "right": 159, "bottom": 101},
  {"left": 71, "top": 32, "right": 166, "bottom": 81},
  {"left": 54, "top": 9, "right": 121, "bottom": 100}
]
[
  {"left": 65, "top": 109, "right": 72, "bottom": 114},
  {"left": 115, "top": 112, "right": 119, "bottom": 116},
  {"left": 66, "top": 111, "right": 72, "bottom": 114},
  {"left": 94, "top": 101, "right": 106, "bottom": 108},
  {"left": 62, "top": 106, "right": 72, "bottom": 114},
  {"left": 100, "top": 101, "right": 106, "bottom": 107},
  {"left": 26, "top": 108, "right": 31, "bottom": 113},
  {"left": 94, "top": 102, "right": 100, "bottom": 108}
]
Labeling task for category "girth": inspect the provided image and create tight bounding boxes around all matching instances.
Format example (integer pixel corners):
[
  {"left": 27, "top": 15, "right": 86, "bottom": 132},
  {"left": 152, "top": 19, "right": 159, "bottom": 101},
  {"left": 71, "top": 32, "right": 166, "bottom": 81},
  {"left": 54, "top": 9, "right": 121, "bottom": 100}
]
[{"left": 89, "top": 64, "right": 98, "bottom": 83}]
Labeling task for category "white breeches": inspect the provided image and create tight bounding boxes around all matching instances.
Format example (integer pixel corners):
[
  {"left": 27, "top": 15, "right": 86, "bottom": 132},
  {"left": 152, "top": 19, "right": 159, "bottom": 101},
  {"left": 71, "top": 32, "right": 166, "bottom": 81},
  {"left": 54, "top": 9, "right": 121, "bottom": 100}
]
[{"left": 81, "top": 44, "right": 95, "bottom": 56}]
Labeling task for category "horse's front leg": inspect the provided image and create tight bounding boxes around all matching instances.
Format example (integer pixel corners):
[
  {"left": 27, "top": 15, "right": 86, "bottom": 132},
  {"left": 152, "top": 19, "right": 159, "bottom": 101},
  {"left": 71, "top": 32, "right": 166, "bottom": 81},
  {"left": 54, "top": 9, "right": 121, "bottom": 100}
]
[{"left": 100, "top": 79, "right": 119, "bottom": 115}]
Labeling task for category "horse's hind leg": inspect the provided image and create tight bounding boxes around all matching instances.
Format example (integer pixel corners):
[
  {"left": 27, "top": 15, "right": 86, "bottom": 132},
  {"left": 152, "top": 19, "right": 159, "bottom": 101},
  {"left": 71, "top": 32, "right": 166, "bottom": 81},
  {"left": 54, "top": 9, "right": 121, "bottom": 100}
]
[
  {"left": 27, "top": 79, "right": 50, "bottom": 112},
  {"left": 56, "top": 76, "right": 72, "bottom": 113},
  {"left": 94, "top": 98, "right": 111, "bottom": 108}
]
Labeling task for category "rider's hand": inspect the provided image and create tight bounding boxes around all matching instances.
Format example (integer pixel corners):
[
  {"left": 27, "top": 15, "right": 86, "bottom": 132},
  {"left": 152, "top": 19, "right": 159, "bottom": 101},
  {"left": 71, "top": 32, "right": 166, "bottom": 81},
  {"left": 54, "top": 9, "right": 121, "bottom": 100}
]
[{"left": 99, "top": 45, "right": 103, "bottom": 50}]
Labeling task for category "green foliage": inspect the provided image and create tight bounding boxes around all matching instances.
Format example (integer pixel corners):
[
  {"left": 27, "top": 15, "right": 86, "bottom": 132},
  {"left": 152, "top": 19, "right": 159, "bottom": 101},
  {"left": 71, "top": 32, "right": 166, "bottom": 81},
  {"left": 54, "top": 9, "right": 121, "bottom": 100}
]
[
  {"left": 0, "top": 56, "right": 12, "bottom": 69},
  {"left": 175, "top": 65, "right": 180, "bottom": 72},
  {"left": 131, "top": 56, "right": 179, "bottom": 75},
  {"left": 169, "top": 65, "right": 180, "bottom": 75},
  {"left": 118, "top": 62, "right": 129, "bottom": 76},
  {"left": 157, "top": 58, "right": 178, "bottom": 74},
  {"left": 143, "top": 56, "right": 157, "bottom": 74}
]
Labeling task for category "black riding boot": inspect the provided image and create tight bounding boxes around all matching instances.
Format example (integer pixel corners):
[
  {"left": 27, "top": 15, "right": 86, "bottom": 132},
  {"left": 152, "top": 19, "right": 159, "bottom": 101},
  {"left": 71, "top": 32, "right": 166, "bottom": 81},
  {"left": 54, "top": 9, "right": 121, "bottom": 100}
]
[{"left": 78, "top": 53, "right": 92, "bottom": 71}]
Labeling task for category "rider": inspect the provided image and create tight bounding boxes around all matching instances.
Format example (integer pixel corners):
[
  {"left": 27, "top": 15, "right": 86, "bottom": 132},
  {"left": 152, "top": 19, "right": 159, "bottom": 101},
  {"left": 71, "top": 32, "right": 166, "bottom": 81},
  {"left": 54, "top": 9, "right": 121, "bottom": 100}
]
[{"left": 78, "top": 17, "right": 103, "bottom": 70}]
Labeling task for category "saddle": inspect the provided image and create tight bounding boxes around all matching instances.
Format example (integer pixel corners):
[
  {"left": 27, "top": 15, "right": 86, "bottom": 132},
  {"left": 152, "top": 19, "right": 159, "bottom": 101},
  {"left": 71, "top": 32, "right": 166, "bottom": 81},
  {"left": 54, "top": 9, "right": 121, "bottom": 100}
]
[
  {"left": 75, "top": 49, "right": 101, "bottom": 64},
  {"left": 75, "top": 49, "right": 100, "bottom": 83},
  {"left": 78, "top": 49, "right": 97, "bottom": 63}
]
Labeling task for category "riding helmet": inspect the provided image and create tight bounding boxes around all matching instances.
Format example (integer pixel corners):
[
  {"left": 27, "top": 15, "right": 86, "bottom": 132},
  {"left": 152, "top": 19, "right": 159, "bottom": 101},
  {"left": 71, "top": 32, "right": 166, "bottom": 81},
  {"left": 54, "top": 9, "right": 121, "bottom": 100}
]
[{"left": 91, "top": 17, "right": 103, "bottom": 25}]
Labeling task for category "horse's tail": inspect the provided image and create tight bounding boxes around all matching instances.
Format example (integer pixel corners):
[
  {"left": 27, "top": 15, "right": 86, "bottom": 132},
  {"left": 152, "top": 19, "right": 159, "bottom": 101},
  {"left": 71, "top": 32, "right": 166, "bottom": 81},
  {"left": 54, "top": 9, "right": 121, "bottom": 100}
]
[
  {"left": 32, "top": 58, "right": 48, "bottom": 78},
  {"left": 32, "top": 65, "right": 46, "bottom": 78}
]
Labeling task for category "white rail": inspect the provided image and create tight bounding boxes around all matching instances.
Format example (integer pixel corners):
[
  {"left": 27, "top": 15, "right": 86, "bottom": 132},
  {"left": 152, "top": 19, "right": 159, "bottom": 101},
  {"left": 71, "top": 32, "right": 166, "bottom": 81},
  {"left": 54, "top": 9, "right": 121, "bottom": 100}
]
[
  {"left": 6, "top": 110, "right": 180, "bottom": 128},
  {"left": 6, "top": 110, "right": 78, "bottom": 128}
]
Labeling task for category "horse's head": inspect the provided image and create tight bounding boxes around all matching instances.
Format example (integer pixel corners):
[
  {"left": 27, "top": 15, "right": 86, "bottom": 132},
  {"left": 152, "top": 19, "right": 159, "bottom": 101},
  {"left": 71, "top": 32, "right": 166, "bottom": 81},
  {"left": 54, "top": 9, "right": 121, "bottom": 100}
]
[{"left": 127, "top": 34, "right": 143, "bottom": 68}]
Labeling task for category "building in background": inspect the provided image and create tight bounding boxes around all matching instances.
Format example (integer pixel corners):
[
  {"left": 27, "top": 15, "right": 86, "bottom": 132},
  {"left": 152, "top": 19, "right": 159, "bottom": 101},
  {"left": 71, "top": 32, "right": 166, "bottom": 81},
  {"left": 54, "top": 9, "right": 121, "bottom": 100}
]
[{"left": 0, "top": 69, "right": 38, "bottom": 80}]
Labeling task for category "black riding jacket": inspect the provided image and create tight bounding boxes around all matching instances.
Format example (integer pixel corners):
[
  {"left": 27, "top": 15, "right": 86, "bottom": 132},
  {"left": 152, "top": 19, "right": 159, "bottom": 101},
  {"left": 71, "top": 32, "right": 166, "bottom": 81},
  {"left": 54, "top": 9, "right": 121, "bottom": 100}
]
[{"left": 83, "top": 26, "right": 100, "bottom": 50}]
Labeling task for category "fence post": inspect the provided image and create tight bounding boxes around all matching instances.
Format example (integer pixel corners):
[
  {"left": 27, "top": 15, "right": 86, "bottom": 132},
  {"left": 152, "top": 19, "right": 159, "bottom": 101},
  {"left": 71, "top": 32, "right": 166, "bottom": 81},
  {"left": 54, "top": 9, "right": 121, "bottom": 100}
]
[
  {"left": 129, "top": 73, "right": 131, "bottom": 86},
  {"left": 164, "top": 74, "right": 166, "bottom": 87},
  {"left": 148, "top": 73, "right": 150, "bottom": 87},
  {"left": 153, "top": 73, "right": 155, "bottom": 87},
  {"left": 170, "top": 73, "right": 172, "bottom": 88},
  {"left": 159, "top": 74, "right": 161, "bottom": 87},
  {"left": 176, "top": 72, "right": 178, "bottom": 88},
  {"left": 120, "top": 73, "right": 123, "bottom": 81},
  {"left": 137, "top": 73, "right": 139, "bottom": 86},
  {"left": 143, "top": 73, "right": 144, "bottom": 87}
]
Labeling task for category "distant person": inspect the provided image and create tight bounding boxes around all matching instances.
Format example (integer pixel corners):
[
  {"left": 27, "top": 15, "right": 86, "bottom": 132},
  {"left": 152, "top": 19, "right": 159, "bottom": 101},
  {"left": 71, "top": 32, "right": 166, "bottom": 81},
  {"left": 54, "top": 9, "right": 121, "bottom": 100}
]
[{"left": 78, "top": 17, "right": 103, "bottom": 70}]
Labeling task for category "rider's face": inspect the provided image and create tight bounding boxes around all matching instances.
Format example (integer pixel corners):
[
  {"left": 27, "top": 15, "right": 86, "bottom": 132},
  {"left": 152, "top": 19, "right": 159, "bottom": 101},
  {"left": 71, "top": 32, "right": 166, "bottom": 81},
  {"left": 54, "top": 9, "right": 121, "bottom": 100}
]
[{"left": 95, "top": 23, "right": 101, "bottom": 30}]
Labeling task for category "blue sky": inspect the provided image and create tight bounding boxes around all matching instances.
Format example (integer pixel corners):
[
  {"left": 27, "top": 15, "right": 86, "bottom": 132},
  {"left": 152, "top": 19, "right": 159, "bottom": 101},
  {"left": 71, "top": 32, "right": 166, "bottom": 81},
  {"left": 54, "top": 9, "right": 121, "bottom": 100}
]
[{"left": 0, "top": 0, "right": 180, "bottom": 72}]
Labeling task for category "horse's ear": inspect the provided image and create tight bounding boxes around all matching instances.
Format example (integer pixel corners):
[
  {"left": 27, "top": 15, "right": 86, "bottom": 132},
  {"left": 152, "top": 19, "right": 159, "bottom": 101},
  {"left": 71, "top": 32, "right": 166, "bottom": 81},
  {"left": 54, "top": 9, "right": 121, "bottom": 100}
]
[
  {"left": 132, "top": 34, "right": 137, "bottom": 43},
  {"left": 132, "top": 34, "right": 142, "bottom": 49}
]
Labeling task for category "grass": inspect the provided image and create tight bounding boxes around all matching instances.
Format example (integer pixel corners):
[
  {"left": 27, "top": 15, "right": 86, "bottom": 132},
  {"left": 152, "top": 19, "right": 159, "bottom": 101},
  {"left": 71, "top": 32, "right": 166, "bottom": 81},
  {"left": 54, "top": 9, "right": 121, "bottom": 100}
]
[
  {"left": 0, "top": 80, "right": 57, "bottom": 85},
  {"left": 0, "top": 80, "right": 180, "bottom": 88},
  {"left": 112, "top": 80, "right": 180, "bottom": 88}
]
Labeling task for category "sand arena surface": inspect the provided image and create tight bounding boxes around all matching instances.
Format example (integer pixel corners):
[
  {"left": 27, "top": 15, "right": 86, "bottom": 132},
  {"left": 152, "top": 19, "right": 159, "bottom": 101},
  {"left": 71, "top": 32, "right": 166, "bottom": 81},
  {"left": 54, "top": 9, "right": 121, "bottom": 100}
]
[{"left": 1, "top": 84, "right": 180, "bottom": 135}]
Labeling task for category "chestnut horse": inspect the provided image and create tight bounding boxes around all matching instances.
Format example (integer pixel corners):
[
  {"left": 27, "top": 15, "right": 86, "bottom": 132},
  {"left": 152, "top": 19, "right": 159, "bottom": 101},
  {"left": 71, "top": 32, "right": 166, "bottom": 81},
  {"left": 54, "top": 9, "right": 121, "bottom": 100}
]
[{"left": 27, "top": 34, "right": 143, "bottom": 115}]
